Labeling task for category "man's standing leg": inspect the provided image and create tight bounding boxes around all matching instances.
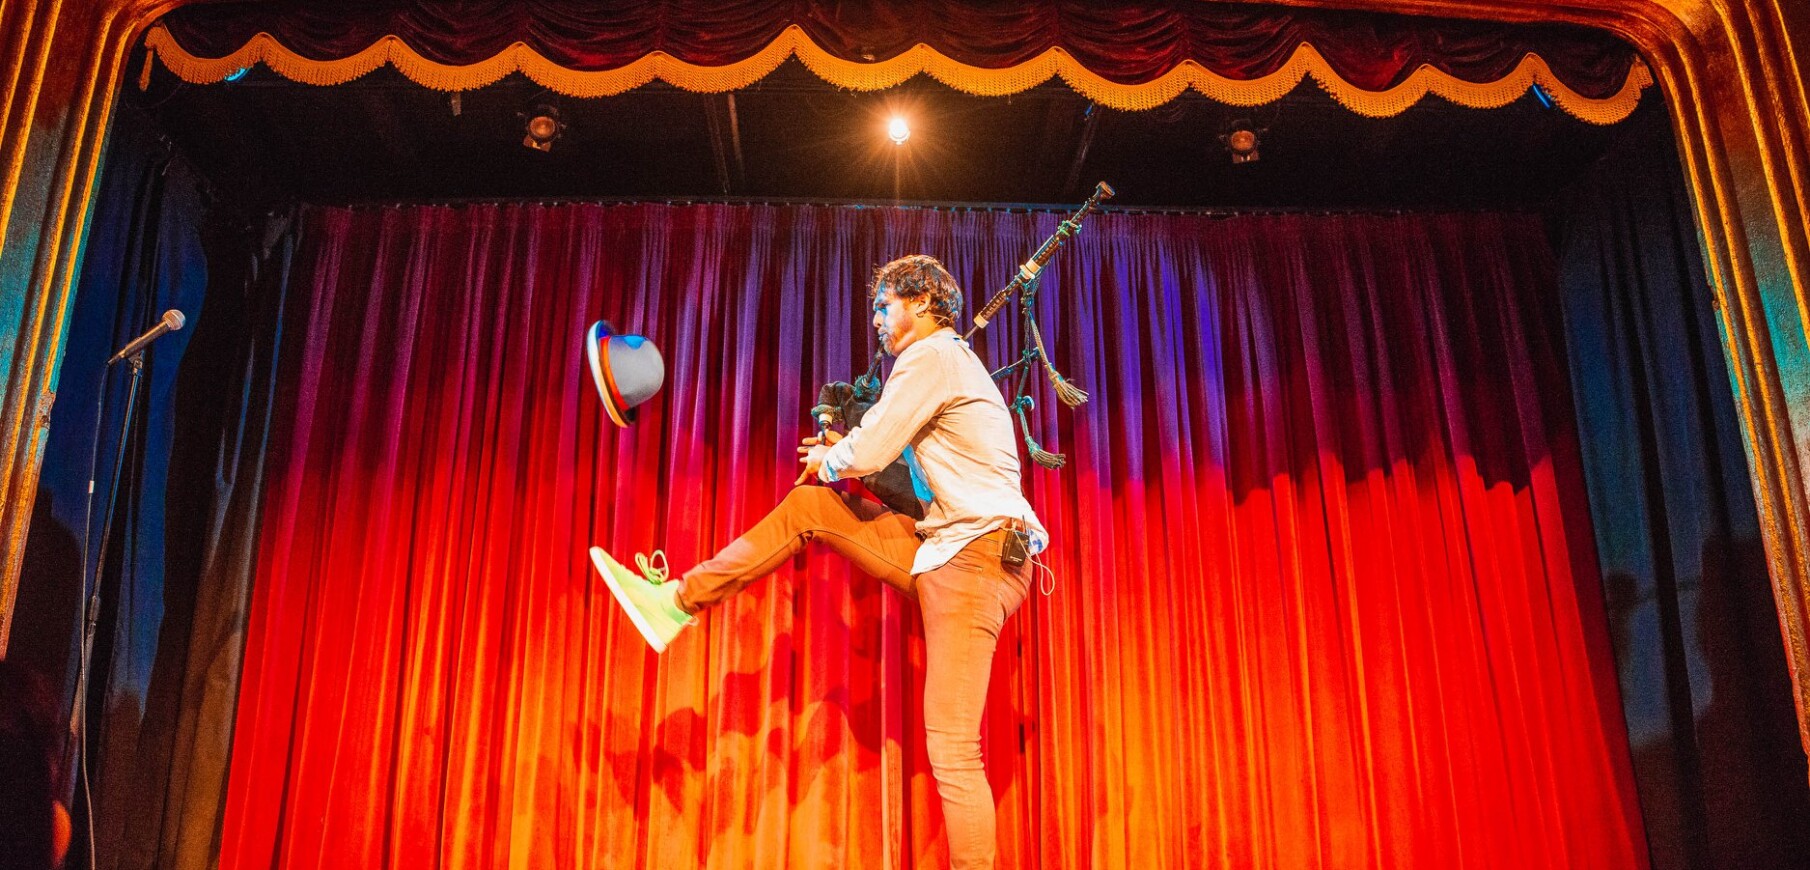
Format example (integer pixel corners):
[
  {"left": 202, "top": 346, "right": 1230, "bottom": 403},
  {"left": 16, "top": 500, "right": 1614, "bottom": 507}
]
[{"left": 915, "top": 533, "right": 1032, "bottom": 870}]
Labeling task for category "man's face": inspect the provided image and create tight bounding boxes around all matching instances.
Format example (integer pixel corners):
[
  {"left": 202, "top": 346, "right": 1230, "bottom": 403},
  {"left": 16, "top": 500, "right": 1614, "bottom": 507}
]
[{"left": 873, "top": 286, "right": 921, "bottom": 356}]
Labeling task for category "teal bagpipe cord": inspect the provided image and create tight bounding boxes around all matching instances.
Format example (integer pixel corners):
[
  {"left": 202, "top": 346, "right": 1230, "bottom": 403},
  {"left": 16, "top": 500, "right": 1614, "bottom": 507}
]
[{"left": 991, "top": 273, "right": 1087, "bottom": 469}]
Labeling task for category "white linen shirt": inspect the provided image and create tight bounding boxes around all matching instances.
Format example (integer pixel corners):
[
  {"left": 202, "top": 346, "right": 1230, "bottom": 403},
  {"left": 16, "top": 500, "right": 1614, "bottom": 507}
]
[{"left": 819, "top": 327, "right": 1049, "bottom": 574}]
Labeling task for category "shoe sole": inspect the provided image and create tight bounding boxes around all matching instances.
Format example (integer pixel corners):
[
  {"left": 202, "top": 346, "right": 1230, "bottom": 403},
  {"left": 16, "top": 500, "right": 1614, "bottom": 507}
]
[{"left": 590, "top": 546, "right": 671, "bottom": 653}]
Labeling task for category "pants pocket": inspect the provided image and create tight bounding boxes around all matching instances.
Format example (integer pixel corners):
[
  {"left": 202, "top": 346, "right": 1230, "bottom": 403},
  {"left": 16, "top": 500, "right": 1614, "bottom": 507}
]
[{"left": 994, "top": 563, "right": 1030, "bottom": 619}]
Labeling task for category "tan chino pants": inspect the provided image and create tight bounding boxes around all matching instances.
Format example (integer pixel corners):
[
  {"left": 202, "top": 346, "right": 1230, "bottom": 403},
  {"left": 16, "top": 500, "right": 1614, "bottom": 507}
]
[{"left": 677, "top": 485, "right": 1032, "bottom": 870}]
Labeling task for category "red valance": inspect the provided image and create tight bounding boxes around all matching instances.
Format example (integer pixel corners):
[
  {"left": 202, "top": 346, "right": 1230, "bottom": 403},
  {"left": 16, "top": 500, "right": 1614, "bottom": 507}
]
[{"left": 144, "top": 0, "right": 1649, "bottom": 122}]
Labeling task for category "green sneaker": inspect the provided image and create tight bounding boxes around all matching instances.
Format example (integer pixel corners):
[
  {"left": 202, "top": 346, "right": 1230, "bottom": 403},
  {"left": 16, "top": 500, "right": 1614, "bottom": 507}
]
[{"left": 590, "top": 546, "right": 693, "bottom": 652}]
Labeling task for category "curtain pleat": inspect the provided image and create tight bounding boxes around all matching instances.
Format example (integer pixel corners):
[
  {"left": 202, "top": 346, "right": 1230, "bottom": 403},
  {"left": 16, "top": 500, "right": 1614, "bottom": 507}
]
[{"left": 220, "top": 203, "right": 1646, "bottom": 869}]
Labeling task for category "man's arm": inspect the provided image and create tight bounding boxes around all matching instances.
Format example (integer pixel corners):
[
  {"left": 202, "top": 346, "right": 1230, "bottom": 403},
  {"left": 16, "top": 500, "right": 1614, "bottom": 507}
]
[{"left": 818, "top": 344, "right": 949, "bottom": 482}]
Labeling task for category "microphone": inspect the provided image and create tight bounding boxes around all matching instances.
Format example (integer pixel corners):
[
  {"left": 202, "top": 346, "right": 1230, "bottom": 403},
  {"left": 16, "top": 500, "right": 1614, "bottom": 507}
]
[{"left": 107, "top": 309, "right": 185, "bottom": 366}]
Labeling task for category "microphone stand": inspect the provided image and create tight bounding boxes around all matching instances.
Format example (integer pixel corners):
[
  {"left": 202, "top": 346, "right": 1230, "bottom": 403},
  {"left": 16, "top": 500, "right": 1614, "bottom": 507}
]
[{"left": 67, "top": 349, "right": 148, "bottom": 861}]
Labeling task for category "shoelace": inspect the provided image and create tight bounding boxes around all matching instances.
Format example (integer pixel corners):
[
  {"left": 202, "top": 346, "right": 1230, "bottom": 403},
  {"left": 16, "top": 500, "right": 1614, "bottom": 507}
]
[{"left": 635, "top": 550, "right": 669, "bottom": 584}]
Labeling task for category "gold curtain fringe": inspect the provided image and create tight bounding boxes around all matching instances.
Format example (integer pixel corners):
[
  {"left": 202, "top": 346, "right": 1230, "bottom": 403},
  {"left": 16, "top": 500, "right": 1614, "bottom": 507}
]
[{"left": 142, "top": 22, "right": 1651, "bottom": 123}]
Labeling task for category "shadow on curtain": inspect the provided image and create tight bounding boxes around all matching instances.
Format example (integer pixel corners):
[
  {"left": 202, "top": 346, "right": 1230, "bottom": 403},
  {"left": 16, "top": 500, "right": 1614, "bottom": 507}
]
[
  {"left": 1554, "top": 100, "right": 1810, "bottom": 870},
  {"left": 213, "top": 202, "right": 1646, "bottom": 869}
]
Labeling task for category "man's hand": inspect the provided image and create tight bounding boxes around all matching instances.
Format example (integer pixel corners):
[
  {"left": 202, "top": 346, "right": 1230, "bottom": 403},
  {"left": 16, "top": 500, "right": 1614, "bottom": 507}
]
[{"left": 794, "top": 430, "right": 843, "bottom": 485}]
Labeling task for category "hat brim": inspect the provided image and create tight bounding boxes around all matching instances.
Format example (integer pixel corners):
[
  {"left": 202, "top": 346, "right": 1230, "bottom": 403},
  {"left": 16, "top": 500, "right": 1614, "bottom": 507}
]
[{"left": 587, "top": 321, "right": 632, "bottom": 428}]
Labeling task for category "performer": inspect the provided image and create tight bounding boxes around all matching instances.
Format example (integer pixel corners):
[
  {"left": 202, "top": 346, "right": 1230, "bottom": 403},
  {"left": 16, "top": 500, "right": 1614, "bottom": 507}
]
[{"left": 591, "top": 253, "right": 1047, "bottom": 870}]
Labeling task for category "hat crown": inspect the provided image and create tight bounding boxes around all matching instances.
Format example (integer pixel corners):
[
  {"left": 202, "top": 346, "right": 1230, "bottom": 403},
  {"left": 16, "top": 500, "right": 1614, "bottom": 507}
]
[
  {"left": 606, "top": 335, "right": 664, "bottom": 406},
  {"left": 587, "top": 321, "right": 665, "bottom": 426}
]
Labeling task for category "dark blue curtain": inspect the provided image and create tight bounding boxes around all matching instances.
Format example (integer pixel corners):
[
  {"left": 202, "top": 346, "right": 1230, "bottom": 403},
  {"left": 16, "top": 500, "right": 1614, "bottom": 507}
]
[
  {"left": 13, "top": 103, "right": 208, "bottom": 869},
  {"left": 12, "top": 105, "right": 281, "bottom": 870},
  {"left": 1554, "top": 101, "right": 1810, "bottom": 869},
  {"left": 13, "top": 104, "right": 203, "bottom": 866}
]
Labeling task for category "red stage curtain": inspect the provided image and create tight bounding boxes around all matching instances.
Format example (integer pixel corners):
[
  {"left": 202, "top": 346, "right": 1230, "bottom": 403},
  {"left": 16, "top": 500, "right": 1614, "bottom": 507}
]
[
  {"left": 220, "top": 203, "right": 1648, "bottom": 868},
  {"left": 156, "top": 0, "right": 1636, "bottom": 97}
]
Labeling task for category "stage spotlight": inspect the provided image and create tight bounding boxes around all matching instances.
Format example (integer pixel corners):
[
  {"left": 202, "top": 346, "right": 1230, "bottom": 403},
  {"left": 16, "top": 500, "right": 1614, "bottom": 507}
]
[
  {"left": 521, "top": 103, "right": 565, "bottom": 152},
  {"left": 1220, "top": 119, "right": 1262, "bottom": 164},
  {"left": 887, "top": 116, "right": 910, "bottom": 145}
]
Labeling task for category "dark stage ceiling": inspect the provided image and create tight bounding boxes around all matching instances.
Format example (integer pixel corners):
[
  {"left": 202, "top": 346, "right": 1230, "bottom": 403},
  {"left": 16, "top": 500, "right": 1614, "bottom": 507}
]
[{"left": 130, "top": 53, "right": 1662, "bottom": 214}]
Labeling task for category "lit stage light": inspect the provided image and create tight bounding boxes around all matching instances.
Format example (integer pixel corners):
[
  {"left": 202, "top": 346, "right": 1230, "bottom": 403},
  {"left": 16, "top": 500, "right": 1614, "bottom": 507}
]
[
  {"left": 887, "top": 116, "right": 910, "bottom": 145},
  {"left": 1220, "top": 119, "right": 1262, "bottom": 164},
  {"left": 521, "top": 103, "right": 565, "bottom": 152}
]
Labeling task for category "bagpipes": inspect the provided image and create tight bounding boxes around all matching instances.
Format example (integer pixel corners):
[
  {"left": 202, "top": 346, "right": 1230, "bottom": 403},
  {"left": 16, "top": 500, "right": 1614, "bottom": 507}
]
[{"left": 811, "top": 181, "right": 1116, "bottom": 519}]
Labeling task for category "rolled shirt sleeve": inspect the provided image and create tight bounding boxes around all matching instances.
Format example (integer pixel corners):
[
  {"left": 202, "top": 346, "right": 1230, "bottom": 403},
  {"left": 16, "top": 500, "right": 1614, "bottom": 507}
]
[{"left": 820, "top": 340, "right": 948, "bottom": 482}]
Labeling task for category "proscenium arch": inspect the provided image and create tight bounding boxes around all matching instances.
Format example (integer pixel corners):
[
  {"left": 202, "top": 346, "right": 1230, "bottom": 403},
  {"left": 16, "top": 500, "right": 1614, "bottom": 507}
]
[{"left": 1, "top": 0, "right": 1806, "bottom": 762}]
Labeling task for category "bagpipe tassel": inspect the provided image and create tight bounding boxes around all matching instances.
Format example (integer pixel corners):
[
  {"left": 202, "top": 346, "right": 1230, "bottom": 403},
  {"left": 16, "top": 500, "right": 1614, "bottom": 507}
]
[
  {"left": 1028, "top": 318, "right": 1088, "bottom": 408},
  {"left": 1026, "top": 436, "right": 1068, "bottom": 469},
  {"left": 1048, "top": 372, "right": 1089, "bottom": 408},
  {"left": 1013, "top": 395, "right": 1067, "bottom": 468}
]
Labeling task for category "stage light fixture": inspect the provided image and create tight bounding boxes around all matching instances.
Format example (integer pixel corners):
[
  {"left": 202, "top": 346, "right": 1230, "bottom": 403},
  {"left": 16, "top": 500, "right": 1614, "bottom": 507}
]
[
  {"left": 888, "top": 116, "right": 910, "bottom": 145},
  {"left": 1220, "top": 119, "right": 1262, "bottom": 164},
  {"left": 521, "top": 103, "right": 565, "bottom": 152}
]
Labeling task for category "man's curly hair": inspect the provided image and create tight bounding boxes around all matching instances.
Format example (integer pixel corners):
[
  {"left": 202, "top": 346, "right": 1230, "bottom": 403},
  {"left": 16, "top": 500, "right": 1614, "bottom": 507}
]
[{"left": 871, "top": 254, "right": 963, "bottom": 329}]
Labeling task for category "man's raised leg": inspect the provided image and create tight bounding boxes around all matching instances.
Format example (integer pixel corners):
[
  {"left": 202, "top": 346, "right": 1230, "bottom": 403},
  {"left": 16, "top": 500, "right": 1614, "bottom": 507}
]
[
  {"left": 676, "top": 485, "right": 919, "bottom": 612},
  {"left": 592, "top": 486, "right": 920, "bottom": 651}
]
